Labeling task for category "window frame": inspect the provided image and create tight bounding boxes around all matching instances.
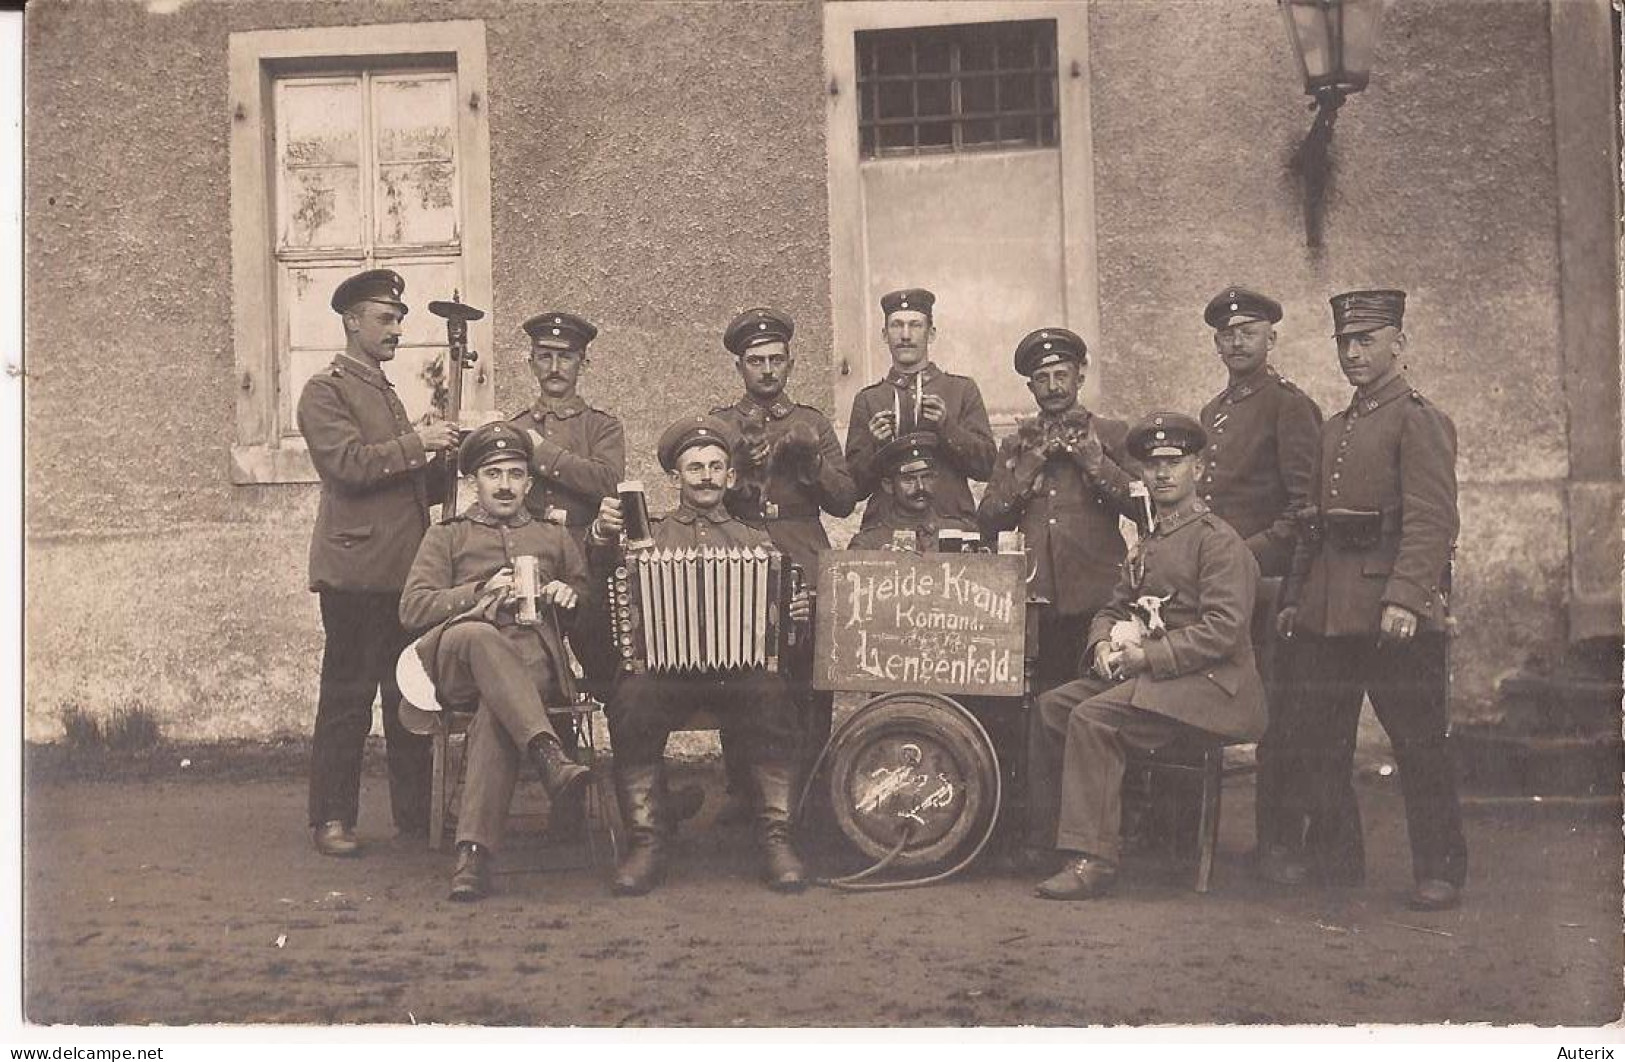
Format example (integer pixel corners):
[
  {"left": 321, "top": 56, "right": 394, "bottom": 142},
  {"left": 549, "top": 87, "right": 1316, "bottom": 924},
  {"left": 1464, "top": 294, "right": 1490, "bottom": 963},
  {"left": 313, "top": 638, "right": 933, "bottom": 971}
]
[{"left": 228, "top": 21, "right": 492, "bottom": 484}]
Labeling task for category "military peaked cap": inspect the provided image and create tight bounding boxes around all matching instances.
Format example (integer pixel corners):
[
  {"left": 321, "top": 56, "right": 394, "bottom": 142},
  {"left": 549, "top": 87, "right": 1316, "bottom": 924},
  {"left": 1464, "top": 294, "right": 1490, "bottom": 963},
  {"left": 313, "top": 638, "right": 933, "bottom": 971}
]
[
  {"left": 331, "top": 269, "right": 407, "bottom": 315},
  {"left": 1204, "top": 287, "right": 1283, "bottom": 329},
  {"left": 657, "top": 415, "right": 738, "bottom": 472},
  {"left": 876, "top": 432, "right": 941, "bottom": 477},
  {"left": 1126, "top": 412, "right": 1207, "bottom": 460},
  {"left": 723, "top": 307, "right": 795, "bottom": 355},
  {"left": 1330, "top": 289, "right": 1407, "bottom": 337},
  {"left": 459, "top": 421, "right": 534, "bottom": 476},
  {"left": 523, "top": 311, "right": 598, "bottom": 350},
  {"left": 880, "top": 288, "right": 936, "bottom": 321},
  {"left": 1013, "top": 327, "right": 1088, "bottom": 376}
]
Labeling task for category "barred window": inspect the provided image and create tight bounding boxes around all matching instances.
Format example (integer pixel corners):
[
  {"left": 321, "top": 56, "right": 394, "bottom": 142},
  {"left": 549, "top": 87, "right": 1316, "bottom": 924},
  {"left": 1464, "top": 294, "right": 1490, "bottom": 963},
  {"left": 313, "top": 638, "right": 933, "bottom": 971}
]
[{"left": 856, "top": 20, "right": 1059, "bottom": 159}]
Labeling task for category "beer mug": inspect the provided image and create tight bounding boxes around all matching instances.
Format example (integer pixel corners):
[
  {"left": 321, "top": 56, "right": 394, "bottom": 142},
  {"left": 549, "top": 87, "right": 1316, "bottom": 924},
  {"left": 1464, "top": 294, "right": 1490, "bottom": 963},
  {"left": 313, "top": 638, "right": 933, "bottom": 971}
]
[
  {"left": 891, "top": 529, "right": 917, "bottom": 552},
  {"left": 937, "top": 529, "right": 961, "bottom": 554},
  {"left": 997, "top": 530, "right": 1025, "bottom": 555},
  {"left": 513, "top": 555, "right": 540, "bottom": 626},
  {"left": 618, "top": 480, "right": 655, "bottom": 551}
]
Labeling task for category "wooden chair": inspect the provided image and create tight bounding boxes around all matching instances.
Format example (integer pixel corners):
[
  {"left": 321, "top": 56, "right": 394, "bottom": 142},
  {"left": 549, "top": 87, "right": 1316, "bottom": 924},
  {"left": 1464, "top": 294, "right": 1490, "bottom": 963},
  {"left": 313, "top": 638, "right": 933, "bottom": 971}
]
[
  {"left": 1126, "top": 739, "right": 1255, "bottom": 893},
  {"left": 395, "top": 647, "right": 620, "bottom": 864}
]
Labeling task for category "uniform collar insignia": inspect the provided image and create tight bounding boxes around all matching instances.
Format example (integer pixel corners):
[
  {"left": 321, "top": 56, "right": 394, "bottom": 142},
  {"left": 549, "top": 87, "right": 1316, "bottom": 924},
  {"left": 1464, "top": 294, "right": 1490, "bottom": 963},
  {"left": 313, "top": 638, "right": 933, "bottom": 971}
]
[
  {"left": 672, "top": 504, "right": 732, "bottom": 525},
  {"left": 1152, "top": 501, "right": 1209, "bottom": 538},
  {"left": 1224, "top": 367, "right": 1273, "bottom": 404},
  {"left": 885, "top": 362, "right": 939, "bottom": 389},
  {"left": 336, "top": 351, "right": 392, "bottom": 390},
  {"left": 465, "top": 502, "right": 534, "bottom": 529},
  {"left": 1349, "top": 373, "right": 1410, "bottom": 415},
  {"left": 736, "top": 395, "right": 795, "bottom": 420},
  {"left": 532, "top": 395, "right": 587, "bottom": 419}
]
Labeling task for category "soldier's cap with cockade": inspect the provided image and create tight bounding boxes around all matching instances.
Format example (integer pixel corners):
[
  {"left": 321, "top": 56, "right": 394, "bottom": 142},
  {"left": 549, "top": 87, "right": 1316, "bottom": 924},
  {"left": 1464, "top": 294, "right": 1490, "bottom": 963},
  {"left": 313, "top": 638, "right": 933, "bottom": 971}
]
[
  {"left": 723, "top": 307, "right": 795, "bottom": 355},
  {"left": 459, "top": 421, "right": 534, "bottom": 476},
  {"left": 1126, "top": 412, "right": 1207, "bottom": 461},
  {"left": 1013, "top": 327, "right": 1088, "bottom": 376},
  {"left": 331, "top": 269, "right": 407, "bottom": 315},
  {"left": 657, "top": 415, "right": 738, "bottom": 472},
  {"left": 1330, "top": 289, "right": 1406, "bottom": 337},
  {"left": 522, "top": 312, "right": 598, "bottom": 351},
  {"left": 880, "top": 288, "right": 936, "bottom": 321},
  {"left": 1204, "top": 287, "right": 1283, "bottom": 330},
  {"left": 876, "top": 432, "right": 941, "bottom": 478}
]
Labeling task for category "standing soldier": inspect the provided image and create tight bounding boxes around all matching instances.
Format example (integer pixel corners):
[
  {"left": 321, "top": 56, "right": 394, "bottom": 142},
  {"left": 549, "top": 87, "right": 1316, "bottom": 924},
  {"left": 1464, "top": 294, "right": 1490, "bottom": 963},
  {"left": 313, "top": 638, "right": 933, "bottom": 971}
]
[
  {"left": 710, "top": 307, "right": 858, "bottom": 819},
  {"left": 1195, "top": 288, "right": 1323, "bottom": 884},
  {"left": 978, "top": 327, "right": 1136, "bottom": 693},
  {"left": 847, "top": 433, "right": 977, "bottom": 551},
  {"left": 845, "top": 289, "right": 996, "bottom": 532},
  {"left": 508, "top": 311, "right": 625, "bottom": 685},
  {"left": 1277, "top": 289, "right": 1467, "bottom": 911},
  {"left": 298, "top": 269, "right": 458, "bottom": 856}
]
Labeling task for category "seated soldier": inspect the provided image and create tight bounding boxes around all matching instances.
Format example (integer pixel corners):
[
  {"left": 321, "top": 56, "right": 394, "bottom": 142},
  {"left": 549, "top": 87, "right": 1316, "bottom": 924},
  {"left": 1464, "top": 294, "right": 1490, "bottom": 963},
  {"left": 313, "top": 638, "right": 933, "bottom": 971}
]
[
  {"left": 588, "top": 415, "right": 812, "bottom": 896},
  {"left": 1026, "top": 412, "right": 1268, "bottom": 899},
  {"left": 399, "top": 423, "right": 593, "bottom": 902},
  {"left": 846, "top": 432, "right": 978, "bottom": 551}
]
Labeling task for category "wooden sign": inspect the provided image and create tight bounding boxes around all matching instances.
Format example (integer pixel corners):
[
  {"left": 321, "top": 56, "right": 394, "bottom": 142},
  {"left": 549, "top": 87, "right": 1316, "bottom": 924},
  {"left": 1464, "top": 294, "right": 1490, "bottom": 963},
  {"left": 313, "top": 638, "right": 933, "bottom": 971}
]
[{"left": 812, "top": 551, "right": 1027, "bottom": 697}]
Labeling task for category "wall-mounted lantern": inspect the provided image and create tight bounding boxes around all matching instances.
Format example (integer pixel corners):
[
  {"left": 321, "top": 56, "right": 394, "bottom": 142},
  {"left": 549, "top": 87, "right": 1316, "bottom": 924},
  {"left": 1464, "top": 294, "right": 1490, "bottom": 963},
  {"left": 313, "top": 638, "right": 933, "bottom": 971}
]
[{"left": 1280, "top": 0, "right": 1386, "bottom": 246}]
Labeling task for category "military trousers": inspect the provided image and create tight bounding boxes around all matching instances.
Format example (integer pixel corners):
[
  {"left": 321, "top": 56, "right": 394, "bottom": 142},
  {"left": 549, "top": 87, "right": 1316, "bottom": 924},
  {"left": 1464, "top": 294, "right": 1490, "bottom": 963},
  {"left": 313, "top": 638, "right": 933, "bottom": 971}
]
[
  {"left": 1028, "top": 674, "right": 1207, "bottom": 864},
  {"left": 608, "top": 670, "right": 799, "bottom": 768},
  {"left": 433, "top": 622, "right": 565, "bottom": 853},
  {"left": 1249, "top": 577, "right": 1306, "bottom": 851},
  {"left": 1288, "top": 631, "right": 1467, "bottom": 887},
  {"left": 308, "top": 590, "right": 430, "bottom": 832}
]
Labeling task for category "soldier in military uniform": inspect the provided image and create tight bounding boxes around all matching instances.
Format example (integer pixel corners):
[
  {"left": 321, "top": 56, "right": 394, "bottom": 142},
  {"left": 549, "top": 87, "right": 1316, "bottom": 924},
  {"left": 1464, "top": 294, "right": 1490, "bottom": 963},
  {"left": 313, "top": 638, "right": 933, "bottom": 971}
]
[
  {"left": 399, "top": 424, "right": 594, "bottom": 901},
  {"left": 1027, "top": 413, "right": 1267, "bottom": 899},
  {"left": 978, "top": 327, "right": 1136, "bottom": 693},
  {"left": 298, "top": 269, "right": 458, "bottom": 857},
  {"left": 508, "top": 311, "right": 625, "bottom": 684},
  {"left": 1194, "top": 287, "right": 1323, "bottom": 884},
  {"left": 1277, "top": 290, "right": 1467, "bottom": 912},
  {"left": 588, "top": 416, "right": 812, "bottom": 896},
  {"left": 709, "top": 307, "right": 858, "bottom": 821},
  {"left": 845, "top": 288, "right": 996, "bottom": 531},
  {"left": 847, "top": 433, "right": 977, "bottom": 551}
]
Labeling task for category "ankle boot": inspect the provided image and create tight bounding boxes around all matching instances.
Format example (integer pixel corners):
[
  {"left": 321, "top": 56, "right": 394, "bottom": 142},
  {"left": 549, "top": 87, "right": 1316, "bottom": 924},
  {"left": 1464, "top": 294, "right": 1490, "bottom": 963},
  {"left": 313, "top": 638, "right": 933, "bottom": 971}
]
[
  {"left": 612, "top": 763, "right": 666, "bottom": 896},
  {"left": 449, "top": 842, "right": 491, "bottom": 902},
  {"left": 528, "top": 734, "right": 591, "bottom": 803},
  {"left": 750, "top": 761, "right": 807, "bottom": 892}
]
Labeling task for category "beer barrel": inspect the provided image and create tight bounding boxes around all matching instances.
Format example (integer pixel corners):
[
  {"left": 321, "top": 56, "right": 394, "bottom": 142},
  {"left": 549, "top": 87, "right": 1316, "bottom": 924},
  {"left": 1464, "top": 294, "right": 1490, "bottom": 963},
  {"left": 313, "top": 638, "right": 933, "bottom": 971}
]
[{"left": 825, "top": 691, "right": 1001, "bottom": 869}]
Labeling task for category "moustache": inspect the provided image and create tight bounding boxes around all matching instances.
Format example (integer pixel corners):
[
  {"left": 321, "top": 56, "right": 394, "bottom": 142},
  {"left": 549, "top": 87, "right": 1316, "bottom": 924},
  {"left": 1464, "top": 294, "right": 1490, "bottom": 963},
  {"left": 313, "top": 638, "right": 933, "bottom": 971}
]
[{"left": 492, "top": 491, "right": 517, "bottom": 501}]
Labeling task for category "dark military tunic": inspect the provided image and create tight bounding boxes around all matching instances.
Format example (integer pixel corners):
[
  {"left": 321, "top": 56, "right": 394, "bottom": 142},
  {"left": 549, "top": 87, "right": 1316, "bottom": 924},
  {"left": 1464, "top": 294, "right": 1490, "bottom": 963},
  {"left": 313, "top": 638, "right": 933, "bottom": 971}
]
[
  {"left": 1284, "top": 373, "right": 1458, "bottom": 636},
  {"left": 297, "top": 350, "right": 449, "bottom": 831},
  {"left": 298, "top": 351, "right": 450, "bottom": 592},
  {"left": 1198, "top": 366, "right": 1323, "bottom": 578},
  {"left": 710, "top": 395, "right": 858, "bottom": 572},
  {"left": 978, "top": 409, "right": 1136, "bottom": 619},
  {"left": 509, "top": 395, "right": 625, "bottom": 534},
  {"left": 845, "top": 363, "right": 996, "bottom": 530},
  {"left": 1279, "top": 372, "right": 1466, "bottom": 888},
  {"left": 399, "top": 503, "right": 590, "bottom": 853}
]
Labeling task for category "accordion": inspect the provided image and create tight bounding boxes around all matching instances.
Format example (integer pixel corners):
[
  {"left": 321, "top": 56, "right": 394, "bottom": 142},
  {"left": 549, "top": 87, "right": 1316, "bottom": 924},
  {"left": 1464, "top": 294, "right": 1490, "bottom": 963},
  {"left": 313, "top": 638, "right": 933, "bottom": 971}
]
[{"left": 608, "top": 547, "right": 798, "bottom": 674}]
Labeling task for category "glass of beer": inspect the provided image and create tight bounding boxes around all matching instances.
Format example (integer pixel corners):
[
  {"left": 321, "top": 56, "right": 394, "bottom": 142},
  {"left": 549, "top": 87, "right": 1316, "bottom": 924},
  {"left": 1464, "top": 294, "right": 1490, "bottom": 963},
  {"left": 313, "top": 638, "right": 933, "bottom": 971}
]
[
  {"left": 513, "top": 555, "right": 540, "bottom": 626},
  {"left": 618, "top": 480, "right": 655, "bottom": 551}
]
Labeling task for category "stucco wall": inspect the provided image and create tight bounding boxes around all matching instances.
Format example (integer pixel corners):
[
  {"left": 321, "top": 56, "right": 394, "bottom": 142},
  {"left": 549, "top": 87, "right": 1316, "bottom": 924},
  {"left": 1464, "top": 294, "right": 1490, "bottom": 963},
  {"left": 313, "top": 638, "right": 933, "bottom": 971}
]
[
  {"left": 1083, "top": 0, "right": 1577, "bottom": 714},
  {"left": 23, "top": 0, "right": 1612, "bottom": 740},
  {"left": 25, "top": 0, "right": 831, "bottom": 741}
]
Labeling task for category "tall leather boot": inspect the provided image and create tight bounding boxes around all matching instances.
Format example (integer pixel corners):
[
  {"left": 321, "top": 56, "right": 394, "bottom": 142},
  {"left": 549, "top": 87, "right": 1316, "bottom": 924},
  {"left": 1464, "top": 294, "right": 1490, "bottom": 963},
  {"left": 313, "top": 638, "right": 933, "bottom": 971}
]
[
  {"left": 611, "top": 763, "right": 666, "bottom": 896},
  {"left": 750, "top": 761, "right": 807, "bottom": 893},
  {"left": 528, "top": 734, "right": 591, "bottom": 803}
]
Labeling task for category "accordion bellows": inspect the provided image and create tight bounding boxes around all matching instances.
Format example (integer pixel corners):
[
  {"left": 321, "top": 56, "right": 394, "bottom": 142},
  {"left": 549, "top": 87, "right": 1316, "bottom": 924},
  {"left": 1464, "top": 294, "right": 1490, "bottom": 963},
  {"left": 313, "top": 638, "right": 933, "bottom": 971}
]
[{"left": 608, "top": 547, "right": 793, "bottom": 673}]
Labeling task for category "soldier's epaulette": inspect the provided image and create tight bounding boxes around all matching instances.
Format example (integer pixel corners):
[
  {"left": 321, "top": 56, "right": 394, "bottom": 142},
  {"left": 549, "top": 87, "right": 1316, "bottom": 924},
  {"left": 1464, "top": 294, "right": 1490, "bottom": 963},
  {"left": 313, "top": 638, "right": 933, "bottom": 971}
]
[
  {"left": 1409, "top": 389, "right": 1429, "bottom": 405},
  {"left": 328, "top": 365, "right": 346, "bottom": 378},
  {"left": 707, "top": 403, "right": 732, "bottom": 417},
  {"left": 1273, "top": 373, "right": 1306, "bottom": 395}
]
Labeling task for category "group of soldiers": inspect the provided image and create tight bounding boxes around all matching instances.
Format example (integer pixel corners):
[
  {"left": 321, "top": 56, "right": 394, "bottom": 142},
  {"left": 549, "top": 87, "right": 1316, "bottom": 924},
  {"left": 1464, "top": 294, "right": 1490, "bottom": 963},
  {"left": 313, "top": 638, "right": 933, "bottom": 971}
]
[{"left": 298, "top": 268, "right": 1467, "bottom": 913}]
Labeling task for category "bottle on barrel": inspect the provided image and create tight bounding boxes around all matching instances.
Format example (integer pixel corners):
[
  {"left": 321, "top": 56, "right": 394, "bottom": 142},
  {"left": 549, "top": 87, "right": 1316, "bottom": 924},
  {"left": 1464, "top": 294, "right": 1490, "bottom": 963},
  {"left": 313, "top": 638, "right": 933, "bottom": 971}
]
[{"left": 618, "top": 480, "right": 656, "bottom": 551}]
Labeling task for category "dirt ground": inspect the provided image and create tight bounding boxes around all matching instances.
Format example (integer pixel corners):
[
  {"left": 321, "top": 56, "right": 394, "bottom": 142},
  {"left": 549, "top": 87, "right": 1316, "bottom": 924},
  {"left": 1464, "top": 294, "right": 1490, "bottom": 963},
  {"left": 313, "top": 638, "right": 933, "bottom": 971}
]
[{"left": 20, "top": 742, "right": 1624, "bottom": 1029}]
